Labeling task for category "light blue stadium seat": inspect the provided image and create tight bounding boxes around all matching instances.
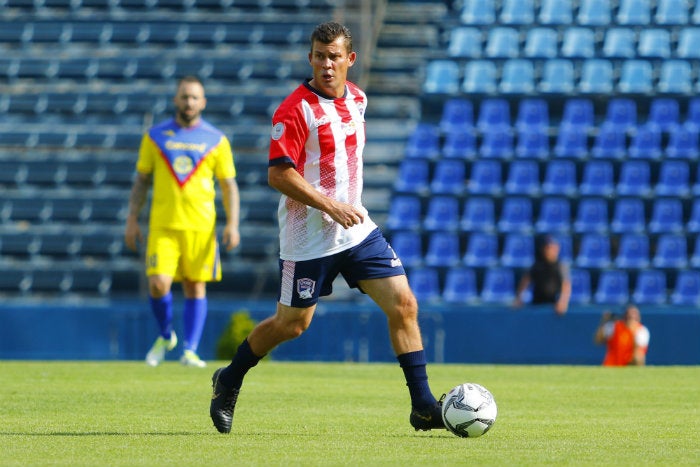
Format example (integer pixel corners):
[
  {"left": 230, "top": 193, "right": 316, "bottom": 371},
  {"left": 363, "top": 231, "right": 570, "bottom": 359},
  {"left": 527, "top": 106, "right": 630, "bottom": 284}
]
[
  {"left": 394, "top": 159, "right": 430, "bottom": 194},
  {"left": 460, "top": 197, "right": 496, "bottom": 233},
  {"left": 499, "top": 59, "right": 535, "bottom": 94},
  {"left": 653, "top": 234, "right": 689, "bottom": 268},
  {"left": 632, "top": 270, "right": 668, "bottom": 305},
  {"left": 628, "top": 124, "right": 663, "bottom": 160},
  {"left": 574, "top": 198, "right": 609, "bottom": 234},
  {"left": 542, "top": 160, "right": 577, "bottom": 196},
  {"left": 539, "top": 0, "right": 573, "bottom": 24},
  {"left": 386, "top": 195, "right": 422, "bottom": 231},
  {"left": 524, "top": 27, "right": 558, "bottom": 58},
  {"left": 615, "top": 233, "right": 650, "bottom": 269},
  {"left": 576, "top": 233, "right": 612, "bottom": 268},
  {"left": 616, "top": 160, "right": 652, "bottom": 196},
  {"left": 578, "top": 0, "right": 612, "bottom": 25},
  {"left": 404, "top": 123, "right": 440, "bottom": 159},
  {"left": 408, "top": 267, "right": 441, "bottom": 303},
  {"left": 561, "top": 27, "right": 596, "bottom": 58},
  {"left": 602, "top": 28, "right": 636, "bottom": 58},
  {"left": 504, "top": 160, "right": 540, "bottom": 196},
  {"left": 677, "top": 28, "right": 700, "bottom": 59},
  {"left": 423, "top": 60, "right": 460, "bottom": 94},
  {"left": 648, "top": 198, "right": 684, "bottom": 233},
  {"left": 500, "top": 0, "right": 535, "bottom": 24},
  {"left": 423, "top": 196, "right": 460, "bottom": 232},
  {"left": 467, "top": 160, "right": 502, "bottom": 195},
  {"left": 430, "top": 159, "right": 466, "bottom": 195},
  {"left": 535, "top": 197, "right": 571, "bottom": 233},
  {"left": 671, "top": 270, "right": 700, "bottom": 305},
  {"left": 569, "top": 268, "right": 592, "bottom": 304},
  {"left": 497, "top": 197, "right": 533, "bottom": 233},
  {"left": 647, "top": 98, "right": 680, "bottom": 132},
  {"left": 485, "top": 27, "right": 520, "bottom": 59},
  {"left": 463, "top": 231, "right": 499, "bottom": 267},
  {"left": 655, "top": 160, "right": 691, "bottom": 197},
  {"left": 594, "top": 269, "right": 630, "bottom": 305},
  {"left": 538, "top": 59, "right": 575, "bottom": 94},
  {"left": 447, "top": 27, "right": 482, "bottom": 58},
  {"left": 460, "top": 0, "right": 496, "bottom": 25},
  {"left": 501, "top": 232, "right": 535, "bottom": 268},
  {"left": 638, "top": 29, "right": 671, "bottom": 58},
  {"left": 578, "top": 59, "right": 614, "bottom": 93},
  {"left": 480, "top": 267, "right": 516, "bottom": 304},
  {"left": 580, "top": 160, "right": 614, "bottom": 196},
  {"left": 610, "top": 197, "right": 646, "bottom": 233},
  {"left": 655, "top": 0, "right": 689, "bottom": 25},
  {"left": 425, "top": 231, "right": 461, "bottom": 267},
  {"left": 617, "top": 0, "right": 651, "bottom": 25},
  {"left": 462, "top": 60, "right": 498, "bottom": 94},
  {"left": 440, "top": 98, "right": 474, "bottom": 134},
  {"left": 617, "top": 60, "right": 653, "bottom": 93},
  {"left": 657, "top": 60, "right": 693, "bottom": 94},
  {"left": 591, "top": 125, "right": 627, "bottom": 160},
  {"left": 442, "top": 268, "right": 479, "bottom": 304}
]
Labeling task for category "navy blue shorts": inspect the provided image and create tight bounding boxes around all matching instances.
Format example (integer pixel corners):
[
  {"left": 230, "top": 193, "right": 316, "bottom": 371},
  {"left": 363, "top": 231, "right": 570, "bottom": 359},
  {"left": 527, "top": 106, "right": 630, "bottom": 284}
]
[{"left": 278, "top": 228, "right": 406, "bottom": 307}]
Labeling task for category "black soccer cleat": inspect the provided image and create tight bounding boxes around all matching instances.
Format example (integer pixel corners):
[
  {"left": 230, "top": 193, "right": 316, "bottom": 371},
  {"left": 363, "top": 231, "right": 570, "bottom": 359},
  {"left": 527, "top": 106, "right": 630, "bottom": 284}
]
[
  {"left": 210, "top": 368, "right": 240, "bottom": 434},
  {"left": 410, "top": 395, "right": 446, "bottom": 431}
]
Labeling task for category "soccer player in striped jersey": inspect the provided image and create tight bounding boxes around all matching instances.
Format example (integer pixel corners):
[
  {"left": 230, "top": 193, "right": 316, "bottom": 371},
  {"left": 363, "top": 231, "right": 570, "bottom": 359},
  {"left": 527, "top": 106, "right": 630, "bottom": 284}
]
[
  {"left": 125, "top": 76, "right": 240, "bottom": 368},
  {"left": 210, "top": 22, "right": 445, "bottom": 433}
]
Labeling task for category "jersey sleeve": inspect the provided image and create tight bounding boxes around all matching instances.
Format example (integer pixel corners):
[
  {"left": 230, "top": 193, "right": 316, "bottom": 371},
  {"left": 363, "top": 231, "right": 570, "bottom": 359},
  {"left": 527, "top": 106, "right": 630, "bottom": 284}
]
[
  {"left": 135, "top": 133, "right": 156, "bottom": 174},
  {"left": 635, "top": 326, "right": 650, "bottom": 348},
  {"left": 269, "top": 103, "right": 308, "bottom": 166}
]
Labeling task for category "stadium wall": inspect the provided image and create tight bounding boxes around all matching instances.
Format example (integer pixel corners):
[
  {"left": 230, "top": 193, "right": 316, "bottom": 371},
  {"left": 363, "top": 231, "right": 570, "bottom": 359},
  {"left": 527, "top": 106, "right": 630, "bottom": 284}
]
[{"left": 1, "top": 300, "right": 698, "bottom": 365}]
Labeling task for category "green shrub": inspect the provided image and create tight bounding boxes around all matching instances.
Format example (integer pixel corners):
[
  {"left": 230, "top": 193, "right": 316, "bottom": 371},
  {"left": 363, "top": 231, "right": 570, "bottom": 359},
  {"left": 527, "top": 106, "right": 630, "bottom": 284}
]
[{"left": 215, "top": 310, "right": 258, "bottom": 360}]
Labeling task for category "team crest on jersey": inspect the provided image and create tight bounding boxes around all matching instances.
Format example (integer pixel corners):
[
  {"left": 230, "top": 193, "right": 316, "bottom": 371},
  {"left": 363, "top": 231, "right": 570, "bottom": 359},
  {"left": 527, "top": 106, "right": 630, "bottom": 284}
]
[
  {"left": 271, "top": 122, "right": 285, "bottom": 140},
  {"left": 172, "top": 155, "right": 194, "bottom": 175},
  {"left": 342, "top": 121, "right": 357, "bottom": 136},
  {"left": 296, "top": 278, "right": 316, "bottom": 300}
]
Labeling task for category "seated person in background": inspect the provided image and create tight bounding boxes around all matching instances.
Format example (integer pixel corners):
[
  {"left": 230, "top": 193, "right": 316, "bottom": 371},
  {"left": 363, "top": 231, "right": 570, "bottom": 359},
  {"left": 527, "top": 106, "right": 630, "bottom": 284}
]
[
  {"left": 514, "top": 234, "right": 571, "bottom": 316},
  {"left": 595, "top": 304, "right": 650, "bottom": 366}
]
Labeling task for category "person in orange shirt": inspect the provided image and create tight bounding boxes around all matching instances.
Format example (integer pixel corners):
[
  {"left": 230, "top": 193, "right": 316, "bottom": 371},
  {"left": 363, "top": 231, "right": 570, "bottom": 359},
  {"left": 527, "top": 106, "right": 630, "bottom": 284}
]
[{"left": 594, "top": 304, "right": 650, "bottom": 366}]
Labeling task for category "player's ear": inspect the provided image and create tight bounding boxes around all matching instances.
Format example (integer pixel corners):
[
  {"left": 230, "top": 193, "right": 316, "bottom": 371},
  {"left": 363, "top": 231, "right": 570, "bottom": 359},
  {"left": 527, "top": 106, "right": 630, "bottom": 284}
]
[{"left": 347, "top": 51, "right": 357, "bottom": 67}]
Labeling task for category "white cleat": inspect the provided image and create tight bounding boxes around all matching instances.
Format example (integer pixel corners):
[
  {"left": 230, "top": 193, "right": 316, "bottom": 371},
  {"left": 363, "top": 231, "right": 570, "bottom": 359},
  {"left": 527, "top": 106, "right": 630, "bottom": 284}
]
[
  {"left": 145, "top": 331, "right": 177, "bottom": 367},
  {"left": 180, "top": 350, "right": 207, "bottom": 368}
]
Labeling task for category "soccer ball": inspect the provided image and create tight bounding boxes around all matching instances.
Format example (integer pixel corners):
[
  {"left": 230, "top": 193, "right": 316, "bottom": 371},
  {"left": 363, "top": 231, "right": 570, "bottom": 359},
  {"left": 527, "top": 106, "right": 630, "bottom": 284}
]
[{"left": 441, "top": 382, "right": 497, "bottom": 438}]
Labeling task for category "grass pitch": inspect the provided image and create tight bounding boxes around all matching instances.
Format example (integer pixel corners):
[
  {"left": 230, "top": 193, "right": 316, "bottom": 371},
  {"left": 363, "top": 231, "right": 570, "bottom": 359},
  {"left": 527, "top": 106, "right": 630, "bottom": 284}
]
[{"left": 1, "top": 361, "right": 698, "bottom": 466}]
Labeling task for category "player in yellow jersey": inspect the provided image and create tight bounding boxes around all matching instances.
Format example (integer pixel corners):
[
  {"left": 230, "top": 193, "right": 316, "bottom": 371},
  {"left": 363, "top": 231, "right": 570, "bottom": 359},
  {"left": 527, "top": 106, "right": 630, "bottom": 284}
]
[{"left": 124, "top": 76, "right": 240, "bottom": 367}]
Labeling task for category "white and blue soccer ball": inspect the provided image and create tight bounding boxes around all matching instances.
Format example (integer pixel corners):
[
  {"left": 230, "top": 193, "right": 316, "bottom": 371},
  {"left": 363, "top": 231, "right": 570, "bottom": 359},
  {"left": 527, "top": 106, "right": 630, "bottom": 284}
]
[{"left": 441, "top": 382, "right": 497, "bottom": 438}]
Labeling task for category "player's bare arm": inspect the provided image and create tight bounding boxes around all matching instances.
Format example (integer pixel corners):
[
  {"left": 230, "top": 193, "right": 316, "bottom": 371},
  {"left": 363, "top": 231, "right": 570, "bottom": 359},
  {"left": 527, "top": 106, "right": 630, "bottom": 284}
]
[
  {"left": 219, "top": 177, "right": 241, "bottom": 251},
  {"left": 268, "top": 163, "right": 364, "bottom": 229},
  {"left": 124, "top": 172, "right": 152, "bottom": 251}
]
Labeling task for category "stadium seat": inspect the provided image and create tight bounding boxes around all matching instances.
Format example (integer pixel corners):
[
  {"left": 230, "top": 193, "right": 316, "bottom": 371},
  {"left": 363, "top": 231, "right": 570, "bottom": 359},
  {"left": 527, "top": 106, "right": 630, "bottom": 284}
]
[
  {"left": 430, "top": 159, "right": 466, "bottom": 195},
  {"left": 515, "top": 99, "right": 549, "bottom": 133},
  {"left": 467, "top": 160, "right": 502, "bottom": 195},
  {"left": 500, "top": 0, "right": 535, "bottom": 24},
  {"left": 670, "top": 269, "right": 700, "bottom": 305},
  {"left": 676, "top": 28, "right": 700, "bottom": 59},
  {"left": 648, "top": 198, "right": 684, "bottom": 233},
  {"left": 657, "top": 60, "right": 693, "bottom": 94},
  {"left": 394, "top": 159, "right": 429, "bottom": 194},
  {"left": 655, "top": 0, "right": 689, "bottom": 24},
  {"left": 561, "top": 27, "right": 596, "bottom": 58},
  {"left": 691, "top": 236, "right": 700, "bottom": 267},
  {"left": 614, "top": 233, "right": 651, "bottom": 269},
  {"left": 404, "top": 123, "right": 440, "bottom": 159},
  {"left": 560, "top": 98, "right": 595, "bottom": 133},
  {"left": 555, "top": 234, "right": 574, "bottom": 262},
  {"left": 617, "top": 60, "right": 653, "bottom": 94},
  {"left": 617, "top": 0, "right": 651, "bottom": 25},
  {"left": 616, "top": 161, "right": 652, "bottom": 197},
  {"left": 480, "top": 267, "right": 516, "bottom": 304},
  {"left": 580, "top": 161, "right": 615, "bottom": 196},
  {"left": 535, "top": 197, "right": 571, "bottom": 233},
  {"left": 504, "top": 160, "right": 540, "bottom": 196},
  {"left": 594, "top": 269, "right": 630, "bottom": 305},
  {"left": 423, "top": 196, "right": 460, "bottom": 232},
  {"left": 603, "top": 98, "right": 637, "bottom": 133},
  {"left": 577, "top": 0, "right": 611, "bottom": 25},
  {"left": 423, "top": 60, "right": 460, "bottom": 94},
  {"left": 569, "top": 268, "right": 592, "bottom": 304},
  {"left": 442, "top": 131, "right": 477, "bottom": 160},
  {"left": 610, "top": 198, "right": 647, "bottom": 234},
  {"left": 578, "top": 59, "right": 614, "bottom": 93},
  {"left": 424, "top": 231, "right": 461, "bottom": 267},
  {"left": 497, "top": 197, "right": 533, "bottom": 233},
  {"left": 440, "top": 98, "right": 474, "bottom": 134},
  {"left": 665, "top": 125, "right": 700, "bottom": 159},
  {"left": 602, "top": 28, "right": 636, "bottom": 58},
  {"left": 463, "top": 231, "right": 499, "bottom": 267},
  {"left": 686, "top": 198, "right": 700, "bottom": 231},
  {"left": 689, "top": 99, "right": 700, "bottom": 132},
  {"left": 460, "top": 0, "right": 496, "bottom": 25},
  {"left": 574, "top": 198, "right": 609, "bottom": 234},
  {"left": 538, "top": 59, "right": 575, "bottom": 94},
  {"left": 542, "top": 160, "right": 577, "bottom": 196},
  {"left": 462, "top": 60, "right": 498, "bottom": 94},
  {"left": 515, "top": 130, "right": 549, "bottom": 160},
  {"left": 480, "top": 128, "right": 514, "bottom": 159},
  {"left": 632, "top": 270, "right": 668, "bottom": 305},
  {"left": 460, "top": 197, "right": 496, "bottom": 233},
  {"left": 655, "top": 160, "right": 690, "bottom": 197},
  {"left": 637, "top": 29, "right": 671, "bottom": 58},
  {"left": 408, "top": 267, "right": 441, "bottom": 303},
  {"left": 442, "top": 267, "right": 479, "bottom": 304},
  {"left": 500, "top": 232, "right": 535, "bottom": 268},
  {"left": 499, "top": 59, "right": 535, "bottom": 94},
  {"left": 523, "top": 27, "right": 558, "bottom": 58},
  {"left": 576, "top": 233, "right": 612, "bottom": 268},
  {"left": 477, "top": 99, "right": 511, "bottom": 132},
  {"left": 385, "top": 195, "right": 422, "bottom": 231},
  {"left": 484, "top": 27, "right": 520, "bottom": 59},
  {"left": 553, "top": 126, "right": 589, "bottom": 159},
  {"left": 628, "top": 124, "right": 663, "bottom": 160},
  {"left": 653, "top": 234, "right": 689, "bottom": 269},
  {"left": 539, "top": 0, "right": 573, "bottom": 24},
  {"left": 447, "top": 27, "right": 482, "bottom": 58},
  {"left": 591, "top": 125, "right": 627, "bottom": 160}
]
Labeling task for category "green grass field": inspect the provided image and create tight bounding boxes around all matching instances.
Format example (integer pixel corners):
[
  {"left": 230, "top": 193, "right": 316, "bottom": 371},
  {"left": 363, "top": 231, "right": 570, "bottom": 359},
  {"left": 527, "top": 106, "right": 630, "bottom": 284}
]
[{"left": 2, "top": 361, "right": 698, "bottom": 466}]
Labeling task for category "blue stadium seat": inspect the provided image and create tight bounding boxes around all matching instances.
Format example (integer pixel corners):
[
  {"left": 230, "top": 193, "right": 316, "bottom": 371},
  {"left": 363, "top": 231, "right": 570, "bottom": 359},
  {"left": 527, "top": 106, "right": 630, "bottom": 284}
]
[
  {"left": 539, "top": 0, "right": 573, "bottom": 24},
  {"left": 657, "top": 60, "right": 693, "bottom": 94},
  {"left": 542, "top": 160, "right": 577, "bottom": 196},
  {"left": 535, "top": 197, "right": 571, "bottom": 233},
  {"left": 555, "top": 234, "right": 574, "bottom": 262},
  {"left": 394, "top": 159, "right": 429, "bottom": 194},
  {"left": 497, "top": 197, "right": 533, "bottom": 233},
  {"left": 408, "top": 267, "right": 441, "bottom": 303},
  {"left": 578, "top": 59, "right": 614, "bottom": 93},
  {"left": 430, "top": 159, "right": 467, "bottom": 195},
  {"left": 477, "top": 99, "right": 511, "bottom": 132},
  {"left": 646, "top": 98, "right": 682, "bottom": 131},
  {"left": 515, "top": 130, "right": 549, "bottom": 160},
  {"left": 616, "top": 161, "right": 652, "bottom": 197},
  {"left": 692, "top": 236, "right": 700, "bottom": 267},
  {"left": 423, "top": 60, "right": 460, "bottom": 94},
  {"left": 594, "top": 269, "right": 630, "bottom": 305},
  {"left": 484, "top": 27, "right": 520, "bottom": 59},
  {"left": 462, "top": 60, "right": 498, "bottom": 94},
  {"left": 561, "top": 27, "right": 596, "bottom": 58},
  {"left": 499, "top": 59, "right": 535, "bottom": 94},
  {"left": 686, "top": 198, "right": 700, "bottom": 231},
  {"left": 423, "top": 196, "right": 460, "bottom": 232},
  {"left": 665, "top": 125, "right": 700, "bottom": 159},
  {"left": 538, "top": 59, "right": 575, "bottom": 94},
  {"left": 442, "top": 131, "right": 477, "bottom": 160},
  {"left": 617, "top": 60, "right": 653, "bottom": 93},
  {"left": 653, "top": 234, "right": 689, "bottom": 268},
  {"left": 569, "top": 268, "right": 592, "bottom": 304},
  {"left": 591, "top": 125, "right": 627, "bottom": 160},
  {"left": 615, "top": 233, "right": 650, "bottom": 269},
  {"left": 655, "top": 0, "right": 689, "bottom": 25},
  {"left": 404, "top": 123, "right": 440, "bottom": 159},
  {"left": 515, "top": 98, "right": 549, "bottom": 133},
  {"left": 524, "top": 27, "right": 558, "bottom": 58},
  {"left": 632, "top": 270, "right": 668, "bottom": 305},
  {"left": 386, "top": 195, "right": 422, "bottom": 231},
  {"left": 447, "top": 27, "right": 482, "bottom": 58},
  {"left": 602, "top": 28, "right": 636, "bottom": 58},
  {"left": 611, "top": 197, "right": 646, "bottom": 234},
  {"left": 638, "top": 29, "right": 671, "bottom": 58},
  {"left": 501, "top": 232, "right": 535, "bottom": 268},
  {"left": 577, "top": 231, "right": 613, "bottom": 268},
  {"left": 460, "top": 197, "right": 496, "bottom": 233},
  {"left": 480, "top": 128, "right": 514, "bottom": 159},
  {"left": 617, "top": 0, "right": 651, "bottom": 25},
  {"left": 561, "top": 98, "right": 595, "bottom": 133},
  {"left": 467, "top": 160, "right": 502, "bottom": 195},
  {"left": 500, "top": 0, "right": 535, "bottom": 24},
  {"left": 463, "top": 231, "right": 499, "bottom": 267},
  {"left": 648, "top": 198, "right": 684, "bottom": 233},
  {"left": 654, "top": 160, "right": 690, "bottom": 197},
  {"left": 677, "top": 28, "right": 700, "bottom": 59},
  {"left": 580, "top": 160, "right": 615, "bottom": 196},
  {"left": 460, "top": 0, "right": 496, "bottom": 25},
  {"left": 573, "top": 198, "right": 609, "bottom": 234},
  {"left": 627, "top": 124, "right": 661, "bottom": 160},
  {"left": 504, "top": 160, "right": 540, "bottom": 196},
  {"left": 553, "top": 126, "right": 589, "bottom": 159},
  {"left": 603, "top": 98, "right": 637, "bottom": 132},
  {"left": 440, "top": 98, "right": 474, "bottom": 134},
  {"left": 424, "top": 231, "right": 461, "bottom": 267},
  {"left": 480, "top": 267, "right": 516, "bottom": 304},
  {"left": 670, "top": 269, "right": 700, "bottom": 305},
  {"left": 577, "top": 0, "right": 611, "bottom": 25},
  {"left": 442, "top": 267, "right": 479, "bottom": 304}
]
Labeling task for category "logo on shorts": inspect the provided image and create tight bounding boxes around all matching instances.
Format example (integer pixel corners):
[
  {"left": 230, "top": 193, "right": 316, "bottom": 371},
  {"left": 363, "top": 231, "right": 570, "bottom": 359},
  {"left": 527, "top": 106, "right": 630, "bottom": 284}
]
[{"left": 297, "top": 278, "right": 315, "bottom": 300}]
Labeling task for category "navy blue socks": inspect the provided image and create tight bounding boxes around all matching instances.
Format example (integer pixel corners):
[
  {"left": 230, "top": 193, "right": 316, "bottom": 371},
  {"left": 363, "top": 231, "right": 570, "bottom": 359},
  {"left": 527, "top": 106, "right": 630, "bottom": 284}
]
[
  {"left": 397, "top": 350, "right": 438, "bottom": 410},
  {"left": 218, "top": 339, "right": 262, "bottom": 389}
]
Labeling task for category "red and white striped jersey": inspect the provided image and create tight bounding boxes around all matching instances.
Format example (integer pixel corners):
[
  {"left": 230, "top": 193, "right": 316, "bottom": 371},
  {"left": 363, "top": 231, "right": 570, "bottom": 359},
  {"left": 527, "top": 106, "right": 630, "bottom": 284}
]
[{"left": 268, "top": 81, "right": 377, "bottom": 261}]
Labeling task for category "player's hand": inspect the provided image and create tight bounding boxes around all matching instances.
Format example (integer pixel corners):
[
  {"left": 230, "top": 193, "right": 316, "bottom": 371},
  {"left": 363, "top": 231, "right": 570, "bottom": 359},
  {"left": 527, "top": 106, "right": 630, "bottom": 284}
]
[
  {"left": 124, "top": 218, "right": 143, "bottom": 251},
  {"left": 222, "top": 225, "right": 240, "bottom": 251},
  {"left": 327, "top": 201, "right": 364, "bottom": 229}
]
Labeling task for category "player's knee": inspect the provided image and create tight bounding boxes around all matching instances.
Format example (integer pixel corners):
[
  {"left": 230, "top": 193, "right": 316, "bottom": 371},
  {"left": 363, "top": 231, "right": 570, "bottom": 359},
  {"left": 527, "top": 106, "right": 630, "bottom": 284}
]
[{"left": 148, "top": 277, "right": 171, "bottom": 297}]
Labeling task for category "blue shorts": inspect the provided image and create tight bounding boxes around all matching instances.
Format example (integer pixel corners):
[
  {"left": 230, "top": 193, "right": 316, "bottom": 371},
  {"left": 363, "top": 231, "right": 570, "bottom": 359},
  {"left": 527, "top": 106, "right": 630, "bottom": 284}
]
[{"left": 278, "top": 228, "right": 406, "bottom": 307}]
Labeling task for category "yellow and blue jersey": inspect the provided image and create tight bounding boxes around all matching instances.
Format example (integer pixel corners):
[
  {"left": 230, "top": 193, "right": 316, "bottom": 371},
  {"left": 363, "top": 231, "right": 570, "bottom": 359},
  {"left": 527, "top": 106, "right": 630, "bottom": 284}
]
[{"left": 136, "top": 118, "right": 236, "bottom": 232}]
